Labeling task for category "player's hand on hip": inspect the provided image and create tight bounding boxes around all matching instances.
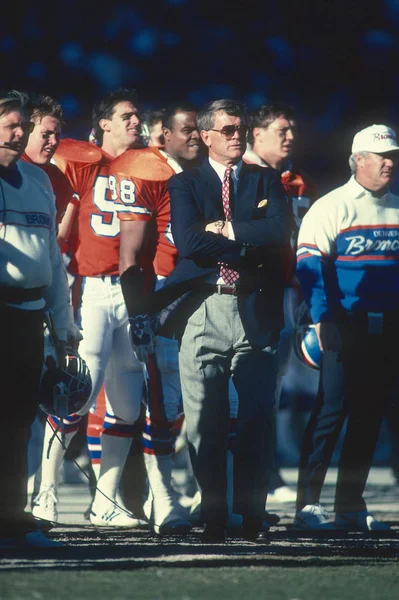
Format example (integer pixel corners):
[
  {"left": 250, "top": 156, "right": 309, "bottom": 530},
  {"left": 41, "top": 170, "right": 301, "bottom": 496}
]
[
  {"left": 128, "top": 314, "right": 156, "bottom": 363},
  {"left": 316, "top": 322, "right": 342, "bottom": 352}
]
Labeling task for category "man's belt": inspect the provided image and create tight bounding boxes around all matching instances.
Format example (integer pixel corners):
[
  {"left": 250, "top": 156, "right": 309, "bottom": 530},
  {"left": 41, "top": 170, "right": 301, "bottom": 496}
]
[
  {"left": 194, "top": 283, "right": 254, "bottom": 296},
  {"left": 0, "top": 286, "right": 43, "bottom": 304}
]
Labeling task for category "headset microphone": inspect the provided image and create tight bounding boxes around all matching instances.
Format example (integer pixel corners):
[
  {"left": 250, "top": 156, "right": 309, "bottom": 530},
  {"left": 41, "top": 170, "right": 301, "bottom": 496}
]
[{"left": 0, "top": 141, "right": 21, "bottom": 150}]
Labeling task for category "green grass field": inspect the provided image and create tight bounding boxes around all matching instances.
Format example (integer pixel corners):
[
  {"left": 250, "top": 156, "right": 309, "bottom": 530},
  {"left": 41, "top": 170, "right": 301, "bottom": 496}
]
[{"left": 1, "top": 564, "right": 399, "bottom": 600}]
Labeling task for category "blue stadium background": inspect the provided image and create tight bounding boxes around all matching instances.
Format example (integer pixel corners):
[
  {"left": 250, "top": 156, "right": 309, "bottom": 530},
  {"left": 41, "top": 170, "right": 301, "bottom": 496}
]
[{"left": 2, "top": 0, "right": 399, "bottom": 193}]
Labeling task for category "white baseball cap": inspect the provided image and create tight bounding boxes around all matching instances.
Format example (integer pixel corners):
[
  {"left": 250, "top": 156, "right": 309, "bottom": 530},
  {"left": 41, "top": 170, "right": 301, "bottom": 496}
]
[{"left": 352, "top": 124, "right": 399, "bottom": 154}]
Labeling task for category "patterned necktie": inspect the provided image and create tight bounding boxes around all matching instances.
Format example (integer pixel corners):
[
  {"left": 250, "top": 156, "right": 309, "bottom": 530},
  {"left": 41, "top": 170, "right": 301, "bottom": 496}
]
[{"left": 220, "top": 167, "right": 239, "bottom": 285}]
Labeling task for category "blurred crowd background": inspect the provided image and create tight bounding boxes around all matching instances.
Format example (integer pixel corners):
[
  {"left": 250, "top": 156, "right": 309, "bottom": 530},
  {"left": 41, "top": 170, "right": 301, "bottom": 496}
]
[
  {"left": 2, "top": 0, "right": 399, "bottom": 194},
  {"left": 2, "top": 1, "right": 399, "bottom": 471}
]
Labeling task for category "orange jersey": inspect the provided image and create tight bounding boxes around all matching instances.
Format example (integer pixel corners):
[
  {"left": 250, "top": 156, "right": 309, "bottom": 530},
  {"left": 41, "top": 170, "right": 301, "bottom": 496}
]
[
  {"left": 109, "top": 147, "right": 178, "bottom": 278},
  {"left": 53, "top": 139, "right": 120, "bottom": 277},
  {"left": 21, "top": 153, "right": 77, "bottom": 225}
]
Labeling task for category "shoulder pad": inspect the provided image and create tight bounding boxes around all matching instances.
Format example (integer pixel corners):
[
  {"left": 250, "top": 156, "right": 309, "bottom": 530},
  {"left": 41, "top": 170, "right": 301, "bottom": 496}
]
[
  {"left": 112, "top": 148, "right": 173, "bottom": 182},
  {"left": 55, "top": 139, "right": 103, "bottom": 164}
]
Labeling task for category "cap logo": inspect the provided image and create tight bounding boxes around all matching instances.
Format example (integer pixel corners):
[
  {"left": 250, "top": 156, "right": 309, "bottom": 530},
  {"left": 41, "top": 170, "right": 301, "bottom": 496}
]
[{"left": 372, "top": 132, "right": 395, "bottom": 141}]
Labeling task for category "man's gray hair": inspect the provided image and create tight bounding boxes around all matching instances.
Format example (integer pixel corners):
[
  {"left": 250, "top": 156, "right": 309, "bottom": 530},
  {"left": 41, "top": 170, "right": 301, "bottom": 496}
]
[
  {"left": 349, "top": 151, "right": 369, "bottom": 174},
  {"left": 197, "top": 99, "right": 248, "bottom": 132}
]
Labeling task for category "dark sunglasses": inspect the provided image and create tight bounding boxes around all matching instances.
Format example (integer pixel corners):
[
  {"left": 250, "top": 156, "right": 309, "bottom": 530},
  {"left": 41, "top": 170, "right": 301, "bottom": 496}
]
[{"left": 209, "top": 125, "right": 247, "bottom": 140}]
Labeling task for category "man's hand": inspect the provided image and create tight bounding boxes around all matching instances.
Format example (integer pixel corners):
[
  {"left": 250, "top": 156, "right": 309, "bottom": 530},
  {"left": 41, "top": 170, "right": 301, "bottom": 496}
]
[
  {"left": 128, "top": 313, "right": 156, "bottom": 363},
  {"left": 67, "top": 305, "right": 83, "bottom": 350},
  {"left": 205, "top": 220, "right": 229, "bottom": 237},
  {"left": 315, "top": 322, "right": 342, "bottom": 352}
]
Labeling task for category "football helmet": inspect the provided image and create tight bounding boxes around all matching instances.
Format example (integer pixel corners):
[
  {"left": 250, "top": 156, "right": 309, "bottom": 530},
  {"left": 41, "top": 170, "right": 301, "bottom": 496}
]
[
  {"left": 39, "top": 348, "right": 93, "bottom": 418},
  {"left": 293, "top": 301, "right": 321, "bottom": 370}
]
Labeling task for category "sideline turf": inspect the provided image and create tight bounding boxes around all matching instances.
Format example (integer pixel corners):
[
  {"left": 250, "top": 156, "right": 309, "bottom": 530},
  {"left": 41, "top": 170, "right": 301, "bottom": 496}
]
[{"left": 1, "top": 565, "right": 398, "bottom": 600}]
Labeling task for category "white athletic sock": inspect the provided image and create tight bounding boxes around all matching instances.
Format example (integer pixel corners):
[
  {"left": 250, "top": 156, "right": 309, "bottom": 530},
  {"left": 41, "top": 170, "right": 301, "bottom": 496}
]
[
  {"left": 144, "top": 453, "right": 181, "bottom": 526},
  {"left": 92, "top": 434, "right": 132, "bottom": 510},
  {"left": 91, "top": 461, "right": 101, "bottom": 482},
  {"left": 35, "top": 420, "right": 77, "bottom": 491}
]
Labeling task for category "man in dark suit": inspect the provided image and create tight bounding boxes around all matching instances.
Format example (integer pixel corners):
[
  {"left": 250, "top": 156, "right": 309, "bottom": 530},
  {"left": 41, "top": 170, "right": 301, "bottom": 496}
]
[{"left": 163, "top": 99, "right": 292, "bottom": 542}]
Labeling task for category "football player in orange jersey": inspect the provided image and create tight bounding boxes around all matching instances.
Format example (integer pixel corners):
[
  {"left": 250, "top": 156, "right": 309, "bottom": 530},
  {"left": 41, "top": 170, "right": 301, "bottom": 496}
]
[
  {"left": 22, "top": 94, "right": 79, "bottom": 253},
  {"left": 32, "top": 89, "right": 148, "bottom": 528},
  {"left": 110, "top": 102, "right": 201, "bottom": 534}
]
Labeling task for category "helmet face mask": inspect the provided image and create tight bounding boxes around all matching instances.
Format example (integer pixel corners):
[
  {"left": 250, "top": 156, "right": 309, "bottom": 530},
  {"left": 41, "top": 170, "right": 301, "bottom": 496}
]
[{"left": 39, "top": 349, "right": 93, "bottom": 418}]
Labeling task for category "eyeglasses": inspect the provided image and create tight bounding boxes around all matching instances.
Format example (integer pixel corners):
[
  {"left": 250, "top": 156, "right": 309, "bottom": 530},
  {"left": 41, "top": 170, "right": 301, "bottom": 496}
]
[{"left": 209, "top": 125, "right": 247, "bottom": 140}]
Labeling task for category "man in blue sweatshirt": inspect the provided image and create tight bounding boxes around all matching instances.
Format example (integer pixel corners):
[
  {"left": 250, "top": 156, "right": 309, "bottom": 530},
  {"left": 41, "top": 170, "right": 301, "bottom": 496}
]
[{"left": 294, "top": 124, "right": 399, "bottom": 532}]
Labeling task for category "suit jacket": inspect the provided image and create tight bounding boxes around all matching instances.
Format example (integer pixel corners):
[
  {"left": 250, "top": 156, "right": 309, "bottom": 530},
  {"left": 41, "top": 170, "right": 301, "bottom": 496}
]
[{"left": 155, "top": 159, "right": 293, "bottom": 346}]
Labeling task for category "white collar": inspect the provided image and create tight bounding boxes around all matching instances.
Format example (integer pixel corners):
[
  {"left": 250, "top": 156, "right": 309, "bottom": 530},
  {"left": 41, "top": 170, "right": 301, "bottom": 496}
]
[
  {"left": 159, "top": 149, "right": 183, "bottom": 174},
  {"left": 243, "top": 147, "right": 266, "bottom": 167},
  {"left": 244, "top": 146, "right": 292, "bottom": 173},
  {"left": 208, "top": 157, "right": 243, "bottom": 182}
]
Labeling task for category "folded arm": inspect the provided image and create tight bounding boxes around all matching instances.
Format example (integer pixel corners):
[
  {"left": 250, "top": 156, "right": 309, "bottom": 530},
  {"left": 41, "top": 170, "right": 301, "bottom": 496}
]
[
  {"left": 233, "top": 171, "right": 291, "bottom": 246},
  {"left": 169, "top": 171, "right": 290, "bottom": 268},
  {"left": 169, "top": 175, "right": 242, "bottom": 265}
]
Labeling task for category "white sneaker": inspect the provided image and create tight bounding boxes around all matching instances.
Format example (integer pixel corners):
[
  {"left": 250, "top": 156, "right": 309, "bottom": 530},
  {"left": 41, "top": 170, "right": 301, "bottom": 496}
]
[
  {"left": 334, "top": 510, "right": 392, "bottom": 531},
  {"left": 90, "top": 505, "right": 148, "bottom": 528},
  {"left": 293, "top": 504, "right": 336, "bottom": 530},
  {"left": 32, "top": 485, "right": 58, "bottom": 523},
  {"left": 268, "top": 485, "right": 297, "bottom": 503},
  {"left": 149, "top": 496, "right": 192, "bottom": 535},
  {"left": 154, "top": 514, "right": 193, "bottom": 535},
  {"left": 146, "top": 487, "right": 192, "bottom": 535}
]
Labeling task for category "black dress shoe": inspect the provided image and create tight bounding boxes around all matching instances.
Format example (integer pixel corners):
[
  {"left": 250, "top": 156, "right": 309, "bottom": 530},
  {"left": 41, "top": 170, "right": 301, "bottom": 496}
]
[
  {"left": 264, "top": 511, "right": 280, "bottom": 526},
  {"left": 201, "top": 524, "right": 226, "bottom": 543},
  {"left": 241, "top": 517, "right": 269, "bottom": 543},
  {"left": 241, "top": 526, "right": 270, "bottom": 543}
]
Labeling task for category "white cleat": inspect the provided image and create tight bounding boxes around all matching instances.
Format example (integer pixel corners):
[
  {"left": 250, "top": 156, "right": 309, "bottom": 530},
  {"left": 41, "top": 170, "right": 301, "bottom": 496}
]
[
  {"left": 146, "top": 490, "right": 192, "bottom": 535},
  {"left": 90, "top": 506, "right": 148, "bottom": 528},
  {"left": 334, "top": 510, "right": 392, "bottom": 532},
  {"left": 32, "top": 485, "right": 58, "bottom": 523},
  {"left": 293, "top": 503, "right": 336, "bottom": 531},
  {"left": 153, "top": 513, "right": 192, "bottom": 536}
]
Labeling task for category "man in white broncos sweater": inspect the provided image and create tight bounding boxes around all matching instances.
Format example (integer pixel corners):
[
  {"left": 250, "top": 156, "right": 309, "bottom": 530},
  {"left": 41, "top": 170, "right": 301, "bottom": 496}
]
[
  {"left": 293, "top": 124, "right": 399, "bottom": 532},
  {"left": 0, "top": 92, "right": 69, "bottom": 548}
]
